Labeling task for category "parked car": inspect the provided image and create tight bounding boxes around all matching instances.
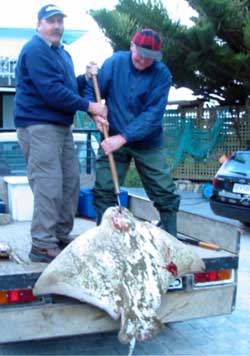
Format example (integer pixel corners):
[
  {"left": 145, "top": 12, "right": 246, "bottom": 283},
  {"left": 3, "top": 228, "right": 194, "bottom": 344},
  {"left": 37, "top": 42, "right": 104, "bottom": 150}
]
[
  {"left": 209, "top": 150, "right": 250, "bottom": 225},
  {"left": 0, "top": 129, "right": 99, "bottom": 177}
]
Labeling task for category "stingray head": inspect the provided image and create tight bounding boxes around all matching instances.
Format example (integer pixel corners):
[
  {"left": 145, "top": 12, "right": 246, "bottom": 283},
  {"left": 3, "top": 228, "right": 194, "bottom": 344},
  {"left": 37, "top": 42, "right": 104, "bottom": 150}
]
[{"left": 102, "top": 206, "right": 136, "bottom": 232}]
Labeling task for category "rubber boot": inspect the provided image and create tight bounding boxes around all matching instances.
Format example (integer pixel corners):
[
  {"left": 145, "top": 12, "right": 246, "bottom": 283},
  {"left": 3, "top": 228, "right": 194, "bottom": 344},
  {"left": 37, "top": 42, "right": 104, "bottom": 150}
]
[{"left": 159, "top": 211, "right": 177, "bottom": 237}]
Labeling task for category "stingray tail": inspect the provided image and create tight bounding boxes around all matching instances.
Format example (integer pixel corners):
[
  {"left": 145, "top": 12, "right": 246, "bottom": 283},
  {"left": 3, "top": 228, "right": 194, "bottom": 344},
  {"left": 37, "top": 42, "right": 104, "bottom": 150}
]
[{"left": 128, "top": 337, "right": 136, "bottom": 356}]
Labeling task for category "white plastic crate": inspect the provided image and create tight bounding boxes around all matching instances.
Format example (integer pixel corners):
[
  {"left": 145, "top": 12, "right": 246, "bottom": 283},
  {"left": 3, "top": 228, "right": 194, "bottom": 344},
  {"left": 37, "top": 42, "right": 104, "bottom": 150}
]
[{"left": 4, "top": 176, "right": 33, "bottom": 221}]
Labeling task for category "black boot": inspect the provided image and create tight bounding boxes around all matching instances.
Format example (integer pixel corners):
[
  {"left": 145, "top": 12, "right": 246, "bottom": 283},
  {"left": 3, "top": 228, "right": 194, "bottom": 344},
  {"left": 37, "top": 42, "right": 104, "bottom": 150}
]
[{"left": 159, "top": 211, "right": 177, "bottom": 237}]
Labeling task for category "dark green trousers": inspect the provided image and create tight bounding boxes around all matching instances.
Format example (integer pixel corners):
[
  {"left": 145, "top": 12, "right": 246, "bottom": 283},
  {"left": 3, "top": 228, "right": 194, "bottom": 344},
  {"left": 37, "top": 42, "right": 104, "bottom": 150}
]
[{"left": 93, "top": 146, "right": 180, "bottom": 236}]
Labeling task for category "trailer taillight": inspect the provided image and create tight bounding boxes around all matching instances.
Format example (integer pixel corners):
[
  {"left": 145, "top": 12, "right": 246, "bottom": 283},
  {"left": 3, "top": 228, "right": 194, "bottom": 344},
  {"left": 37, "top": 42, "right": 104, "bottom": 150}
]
[
  {"left": 0, "top": 289, "right": 37, "bottom": 305},
  {"left": 194, "top": 270, "right": 231, "bottom": 284}
]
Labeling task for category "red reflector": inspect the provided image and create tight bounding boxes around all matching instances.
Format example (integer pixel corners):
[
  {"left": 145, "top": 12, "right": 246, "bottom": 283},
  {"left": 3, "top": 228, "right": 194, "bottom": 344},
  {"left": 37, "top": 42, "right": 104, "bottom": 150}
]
[
  {"left": 212, "top": 177, "right": 218, "bottom": 188},
  {"left": 4, "top": 289, "right": 37, "bottom": 304},
  {"left": 19, "top": 289, "right": 37, "bottom": 302}
]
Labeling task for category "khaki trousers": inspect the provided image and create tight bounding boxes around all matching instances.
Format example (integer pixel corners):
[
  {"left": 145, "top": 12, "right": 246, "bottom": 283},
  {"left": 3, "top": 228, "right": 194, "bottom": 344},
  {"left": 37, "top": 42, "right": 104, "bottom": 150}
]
[{"left": 17, "top": 124, "right": 80, "bottom": 248}]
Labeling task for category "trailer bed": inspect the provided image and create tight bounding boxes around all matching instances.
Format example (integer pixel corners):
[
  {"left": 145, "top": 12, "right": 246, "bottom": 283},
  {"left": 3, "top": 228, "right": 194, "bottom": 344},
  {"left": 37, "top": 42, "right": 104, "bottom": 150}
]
[{"left": 0, "top": 191, "right": 241, "bottom": 343}]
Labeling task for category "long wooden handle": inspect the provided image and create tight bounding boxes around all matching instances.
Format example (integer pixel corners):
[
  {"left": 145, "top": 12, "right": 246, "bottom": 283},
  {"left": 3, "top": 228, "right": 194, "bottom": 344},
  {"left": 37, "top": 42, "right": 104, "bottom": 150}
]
[
  {"left": 198, "top": 241, "right": 221, "bottom": 251},
  {"left": 92, "top": 75, "right": 120, "bottom": 196},
  {"left": 178, "top": 236, "right": 220, "bottom": 251}
]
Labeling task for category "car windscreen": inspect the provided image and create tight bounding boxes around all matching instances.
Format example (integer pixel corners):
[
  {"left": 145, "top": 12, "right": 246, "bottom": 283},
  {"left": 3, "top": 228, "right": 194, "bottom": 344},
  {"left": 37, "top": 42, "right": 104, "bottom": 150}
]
[
  {"left": 0, "top": 139, "right": 97, "bottom": 177},
  {"left": 0, "top": 141, "right": 27, "bottom": 176}
]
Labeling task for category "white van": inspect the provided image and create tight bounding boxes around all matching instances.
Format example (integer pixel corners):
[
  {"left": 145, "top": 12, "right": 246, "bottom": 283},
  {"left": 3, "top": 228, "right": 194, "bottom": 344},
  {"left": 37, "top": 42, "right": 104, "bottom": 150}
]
[{"left": 0, "top": 129, "right": 99, "bottom": 176}]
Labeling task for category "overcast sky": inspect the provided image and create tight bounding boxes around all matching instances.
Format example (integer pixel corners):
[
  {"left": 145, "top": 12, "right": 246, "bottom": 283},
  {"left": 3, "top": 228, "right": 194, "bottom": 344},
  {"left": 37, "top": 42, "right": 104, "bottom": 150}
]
[
  {"left": 0, "top": 0, "right": 196, "bottom": 29},
  {"left": 0, "top": 0, "right": 197, "bottom": 100}
]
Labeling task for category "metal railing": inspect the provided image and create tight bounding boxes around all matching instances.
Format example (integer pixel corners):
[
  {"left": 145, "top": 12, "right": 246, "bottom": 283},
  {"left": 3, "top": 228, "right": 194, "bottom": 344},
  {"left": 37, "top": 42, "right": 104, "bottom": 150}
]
[{"left": 0, "top": 56, "right": 17, "bottom": 86}]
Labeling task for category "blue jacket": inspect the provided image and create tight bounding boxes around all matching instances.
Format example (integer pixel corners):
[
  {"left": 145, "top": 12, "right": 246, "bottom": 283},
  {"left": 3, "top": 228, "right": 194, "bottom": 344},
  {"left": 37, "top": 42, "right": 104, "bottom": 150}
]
[
  {"left": 14, "top": 35, "right": 89, "bottom": 127},
  {"left": 86, "top": 51, "right": 172, "bottom": 149}
]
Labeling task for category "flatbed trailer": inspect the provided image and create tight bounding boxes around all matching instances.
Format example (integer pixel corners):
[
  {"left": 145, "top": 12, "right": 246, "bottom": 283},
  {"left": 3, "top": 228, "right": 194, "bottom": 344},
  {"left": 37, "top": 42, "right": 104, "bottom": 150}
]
[{"left": 0, "top": 192, "right": 240, "bottom": 343}]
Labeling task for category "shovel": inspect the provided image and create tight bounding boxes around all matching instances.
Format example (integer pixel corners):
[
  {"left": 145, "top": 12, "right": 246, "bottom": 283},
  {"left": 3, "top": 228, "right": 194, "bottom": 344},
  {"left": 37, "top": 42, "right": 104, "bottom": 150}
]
[{"left": 92, "top": 74, "right": 122, "bottom": 209}]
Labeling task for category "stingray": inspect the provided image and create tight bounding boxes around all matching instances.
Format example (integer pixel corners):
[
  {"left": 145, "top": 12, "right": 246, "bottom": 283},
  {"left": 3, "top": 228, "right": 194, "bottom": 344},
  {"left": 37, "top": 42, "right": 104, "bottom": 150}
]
[{"left": 33, "top": 206, "right": 205, "bottom": 354}]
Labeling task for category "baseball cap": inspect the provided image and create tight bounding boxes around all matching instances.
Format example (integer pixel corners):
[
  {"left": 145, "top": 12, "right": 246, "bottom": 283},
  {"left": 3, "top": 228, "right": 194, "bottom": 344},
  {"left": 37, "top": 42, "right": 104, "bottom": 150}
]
[
  {"left": 132, "top": 28, "right": 162, "bottom": 61},
  {"left": 38, "top": 4, "right": 66, "bottom": 21}
]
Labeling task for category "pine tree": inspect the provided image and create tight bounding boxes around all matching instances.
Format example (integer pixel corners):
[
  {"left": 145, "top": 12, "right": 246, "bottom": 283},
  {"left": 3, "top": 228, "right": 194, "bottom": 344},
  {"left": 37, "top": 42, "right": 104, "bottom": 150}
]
[{"left": 90, "top": 0, "right": 250, "bottom": 106}]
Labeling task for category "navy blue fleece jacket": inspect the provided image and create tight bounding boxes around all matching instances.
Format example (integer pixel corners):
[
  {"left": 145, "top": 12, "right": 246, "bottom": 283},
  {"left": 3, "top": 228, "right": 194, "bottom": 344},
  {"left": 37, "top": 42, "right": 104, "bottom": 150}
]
[
  {"left": 14, "top": 35, "right": 89, "bottom": 127},
  {"left": 85, "top": 51, "right": 172, "bottom": 149}
]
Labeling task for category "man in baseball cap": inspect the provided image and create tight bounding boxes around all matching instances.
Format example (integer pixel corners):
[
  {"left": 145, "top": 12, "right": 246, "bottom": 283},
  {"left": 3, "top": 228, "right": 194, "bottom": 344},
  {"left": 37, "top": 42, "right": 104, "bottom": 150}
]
[
  {"left": 37, "top": 4, "right": 66, "bottom": 21},
  {"left": 14, "top": 3, "right": 108, "bottom": 262}
]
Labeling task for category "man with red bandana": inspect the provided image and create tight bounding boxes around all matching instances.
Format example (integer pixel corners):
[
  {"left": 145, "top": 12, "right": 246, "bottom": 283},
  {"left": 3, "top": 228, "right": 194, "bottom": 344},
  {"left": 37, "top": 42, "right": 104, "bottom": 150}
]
[{"left": 86, "top": 29, "right": 180, "bottom": 236}]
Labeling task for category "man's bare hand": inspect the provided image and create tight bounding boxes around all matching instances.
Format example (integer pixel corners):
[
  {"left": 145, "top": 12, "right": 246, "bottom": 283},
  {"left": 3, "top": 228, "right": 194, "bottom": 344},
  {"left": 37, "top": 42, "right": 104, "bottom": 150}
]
[
  {"left": 101, "top": 134, "right": 127, "bottom": 155},
  {"left": 92, "top": 116, "right": 109, "bottom": 134},
  {"left": 88, "top": 102, "right": 107, "bottom": 118}
]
